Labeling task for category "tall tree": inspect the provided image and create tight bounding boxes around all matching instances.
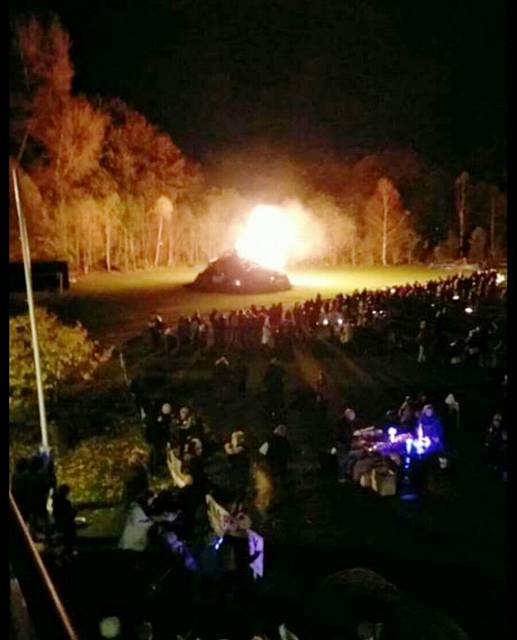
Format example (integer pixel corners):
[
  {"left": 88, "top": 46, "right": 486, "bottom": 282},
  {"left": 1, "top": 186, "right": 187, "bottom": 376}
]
[
  {"left": 11, "top": 15, "right": 73, "bottom": 166},
  {"left": 364, "top": 177, "right": 414, "bottom": 265},
  {"left": 455, "top": 171, "right": 469, "bottom": 259}
]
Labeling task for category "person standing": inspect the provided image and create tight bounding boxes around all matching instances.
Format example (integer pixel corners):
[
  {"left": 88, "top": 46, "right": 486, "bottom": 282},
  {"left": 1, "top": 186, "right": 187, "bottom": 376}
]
[
  {"left": 265, "top": 424, "right": 291, "bottom": 478},
  {"left": 416, "top": 320, "right": 429, "bottom": 363},
  {"left": 225, "top": 431, "right": 251, "bottom": 507},
  {"left": 119, "top": 490, "right": 155, "bottom": 551},
  {"left": 235, "top": 358, "right": 249, "bottom": 399},
  {"left": 11, "top": 458, "right": 31, "bottom": 522},
  {"left": 146, "top": 404, "right": 172, "bottom": 474},
  {"left": 263, "top": 358, "right": 285, "bottom": 414},
  {"left": 121, "top": 451, "right": 150, "bottom": 509},
  {"left": 260, "top": 424, "right": 292, "bottom": 507},
  {"left": 52, "top": 484, "right": 78, "bottom": 557},
  {"left": 26, "top": 455, "right": 51, "bottom": 538},
  {"left": 147, "top": 312, "right": 164, "bottom": 349},
  {"left": 335, "top": 408, "right": 358, "bottom": 483}
]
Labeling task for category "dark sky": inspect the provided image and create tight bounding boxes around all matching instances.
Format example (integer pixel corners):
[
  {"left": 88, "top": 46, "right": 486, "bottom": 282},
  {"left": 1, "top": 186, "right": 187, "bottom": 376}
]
[{"left": 10, "top": 0, "right": 506, "bottom": 180}]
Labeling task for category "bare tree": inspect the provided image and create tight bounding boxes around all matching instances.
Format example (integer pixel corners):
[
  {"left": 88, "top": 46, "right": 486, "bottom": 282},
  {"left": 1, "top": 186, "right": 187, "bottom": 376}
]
[
  {"left": 365, "top": 177, "right": 405, "bottom": 266},
  {"left": 455, "top": 171, "right": 469, "bottom": 259},
  {"left": 153, "top": 196, "right": 173, "bottom": 266}
]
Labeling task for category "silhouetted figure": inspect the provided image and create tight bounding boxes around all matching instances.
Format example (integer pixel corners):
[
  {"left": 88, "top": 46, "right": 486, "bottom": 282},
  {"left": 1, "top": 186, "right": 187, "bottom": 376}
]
[{"left": 52, "top": 484, "right": 77, "bottom": 555}]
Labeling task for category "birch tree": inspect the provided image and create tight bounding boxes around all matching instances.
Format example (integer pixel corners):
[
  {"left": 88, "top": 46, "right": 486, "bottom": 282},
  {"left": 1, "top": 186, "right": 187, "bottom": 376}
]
[{"left": 455, "top": 171, "right": 469, "bottom": 259}]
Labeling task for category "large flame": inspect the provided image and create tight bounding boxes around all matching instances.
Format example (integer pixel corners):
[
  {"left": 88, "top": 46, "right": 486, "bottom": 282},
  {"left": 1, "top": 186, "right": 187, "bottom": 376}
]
[{"left": 235, "top": 204, "right": 297, "bottom": 271}]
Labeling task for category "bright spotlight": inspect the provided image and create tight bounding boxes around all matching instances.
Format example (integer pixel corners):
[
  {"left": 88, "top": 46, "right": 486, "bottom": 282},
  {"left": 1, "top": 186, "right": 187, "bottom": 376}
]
[{"left": 235, "top": 205, "right": 298, "bottom": 271}]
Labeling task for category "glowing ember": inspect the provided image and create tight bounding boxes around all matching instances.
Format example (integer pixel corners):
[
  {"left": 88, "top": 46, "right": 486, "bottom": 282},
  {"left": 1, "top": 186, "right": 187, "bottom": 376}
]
[{"left": 235, "top": 204, "right": 297, "bottom": 271}]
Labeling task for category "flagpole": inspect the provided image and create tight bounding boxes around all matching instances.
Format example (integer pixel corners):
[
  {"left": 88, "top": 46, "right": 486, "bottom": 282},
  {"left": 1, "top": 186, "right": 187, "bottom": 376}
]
[{"left": 12, "top": 168, "right": 49, "bottom": 451}]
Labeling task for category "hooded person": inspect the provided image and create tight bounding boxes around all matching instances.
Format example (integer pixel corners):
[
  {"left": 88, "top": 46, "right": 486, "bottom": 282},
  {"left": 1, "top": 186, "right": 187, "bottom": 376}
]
[{"left": 416, "top": 404, "right": 444, "bottom": 452}]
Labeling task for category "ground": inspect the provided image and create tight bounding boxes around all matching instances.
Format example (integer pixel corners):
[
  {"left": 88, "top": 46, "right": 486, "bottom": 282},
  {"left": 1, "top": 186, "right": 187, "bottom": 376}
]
[
  {"left": 14, "top": 264, "right": 463, "bottom": 343},
  {"left": 10, "top": 266, "right": 507, "bottom": 639}
]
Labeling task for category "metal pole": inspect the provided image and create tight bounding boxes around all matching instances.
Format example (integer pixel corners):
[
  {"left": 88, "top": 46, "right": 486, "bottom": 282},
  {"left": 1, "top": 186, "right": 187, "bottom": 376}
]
[{"left": 12, "top": 168, "right": 49, "bottom": 451}]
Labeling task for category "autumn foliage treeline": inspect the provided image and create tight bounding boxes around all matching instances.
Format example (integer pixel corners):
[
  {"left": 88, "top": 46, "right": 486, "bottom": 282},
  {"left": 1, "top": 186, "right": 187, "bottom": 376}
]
[{"left": 9, "top": 16, "right": 507, "bottom": 272}]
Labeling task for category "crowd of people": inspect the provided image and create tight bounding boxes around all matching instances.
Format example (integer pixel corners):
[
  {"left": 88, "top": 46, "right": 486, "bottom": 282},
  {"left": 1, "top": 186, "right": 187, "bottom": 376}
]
[
  {"left": 10, "top": 269, "right": 506, "bottom": 639},
  {"left": 147, "top": 269, "right": 506, "bottom": 368}
]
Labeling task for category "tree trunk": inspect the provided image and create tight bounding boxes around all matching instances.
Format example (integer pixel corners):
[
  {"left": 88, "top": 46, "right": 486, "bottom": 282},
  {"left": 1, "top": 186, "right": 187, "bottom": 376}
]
[
  {"left": 382, "top": 192, "right": 388, "bottom": 266},
  {"left": 458, "top": 201, "right": 464, "bottom": 258},
  {"left": 167, "top": 217, "right": 174, "bottom": 266},
  {"left": 105, "top": 211, "right": 111, "bottom": 272},
  {"left": 456, "top": 172, "right": 469, "bottom": 259},
  {"left": 154, "top": 215, "right": 164, "bottom": 267},
  {"left": 74, "top": 221, "right": 80, "bottom": 271},
  {"left": 85, "top": 214, "right": 92, "bottom": 274},
  {"left": 130, "top": 235, "right": 137, "bottom": 270}
]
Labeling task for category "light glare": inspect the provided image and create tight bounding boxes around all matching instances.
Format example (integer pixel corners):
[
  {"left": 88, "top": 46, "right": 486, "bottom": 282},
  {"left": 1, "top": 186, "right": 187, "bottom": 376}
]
[{"left": 235, "top": 205, "right": 298, "bottom": 271}]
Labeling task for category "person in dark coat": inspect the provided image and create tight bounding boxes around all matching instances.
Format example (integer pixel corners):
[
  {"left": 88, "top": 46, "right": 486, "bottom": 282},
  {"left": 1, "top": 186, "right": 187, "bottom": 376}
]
[
  {"left": 235, "top": 358, "right": 249, "bottom": 398},
  {"left": 224, "top": 431, "right": 251, "bottom": 506},
  {"left": 263, "top": 358, "right": 285, "bottom": 413},
  {"left": 335, "top": 408, "right": 359, "bottom": 482},
  {"left": 264, "top": 424, "right": 291, "bottom": 480},
  {"left": 146, "top": 403, "right": 172, "bottom": 473},
  {"left": 261, "top": 424, "right": 292, "bottom": 508},
  {"left": 26, "top": 455, "right": 50, "bottom": 537},
  {"left": 147, "top": 312, "right": 164, "bottom": 349},
  {"left": 485, "top": 413, "right": 507, "bottom": 479},
  {"left": 11, "top": 458, "right": 31, "bottom": 522},
  {"left": 52, "top": 484, "right": 77, "bottom": 555}
]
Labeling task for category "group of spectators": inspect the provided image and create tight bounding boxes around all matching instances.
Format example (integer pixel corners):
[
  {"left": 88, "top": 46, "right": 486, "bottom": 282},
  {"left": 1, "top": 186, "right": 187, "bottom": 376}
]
[
  {"left": 147, "top": 269, "right": 506, "bottom": 368},
  {"left": 10, "top": 269, "right": 506, "bottom": 640},
  {"left": 10, "top": 451, "right": 79, "bottom": 558}
]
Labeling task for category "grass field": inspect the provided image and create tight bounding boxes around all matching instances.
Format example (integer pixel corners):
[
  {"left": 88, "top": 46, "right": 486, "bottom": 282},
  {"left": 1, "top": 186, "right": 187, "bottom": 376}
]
[
  {"left": 10, "top": 264, "right": 506, "bottom": 638},
  {"left": 27, "top": 265, "right": 465, "bottom": 344}
]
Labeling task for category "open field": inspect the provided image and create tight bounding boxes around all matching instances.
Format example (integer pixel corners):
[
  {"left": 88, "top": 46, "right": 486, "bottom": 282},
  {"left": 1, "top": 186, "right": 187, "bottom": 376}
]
[
  {"left": 10, "top": 264, "right": 506, "bottom": 638},
  {"left": 21, "top": 265, "right": 465, "bottom": 344}
]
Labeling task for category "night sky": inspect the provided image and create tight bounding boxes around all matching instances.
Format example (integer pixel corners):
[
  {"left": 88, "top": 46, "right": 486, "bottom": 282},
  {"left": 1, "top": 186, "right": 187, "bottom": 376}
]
[{"left": 10, "top": 0, "right": 506, "bottom": 180}]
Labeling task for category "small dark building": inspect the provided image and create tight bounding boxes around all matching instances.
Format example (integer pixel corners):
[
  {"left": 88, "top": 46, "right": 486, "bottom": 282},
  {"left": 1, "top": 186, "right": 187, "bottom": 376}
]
[{"left": 10, "top": 261, "right": 70, "bottom": 293}]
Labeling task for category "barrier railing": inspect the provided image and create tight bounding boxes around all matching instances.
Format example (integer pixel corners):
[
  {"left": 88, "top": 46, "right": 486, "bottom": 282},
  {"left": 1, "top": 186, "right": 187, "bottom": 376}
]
[{"left": 9, "top": 492, "right": 80, "bottom": 640}]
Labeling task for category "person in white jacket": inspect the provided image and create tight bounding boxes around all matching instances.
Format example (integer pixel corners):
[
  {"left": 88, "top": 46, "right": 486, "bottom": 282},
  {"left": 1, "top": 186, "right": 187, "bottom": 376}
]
[{"left": 118, "top": 490, "right": 155, "bottom": 551}]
